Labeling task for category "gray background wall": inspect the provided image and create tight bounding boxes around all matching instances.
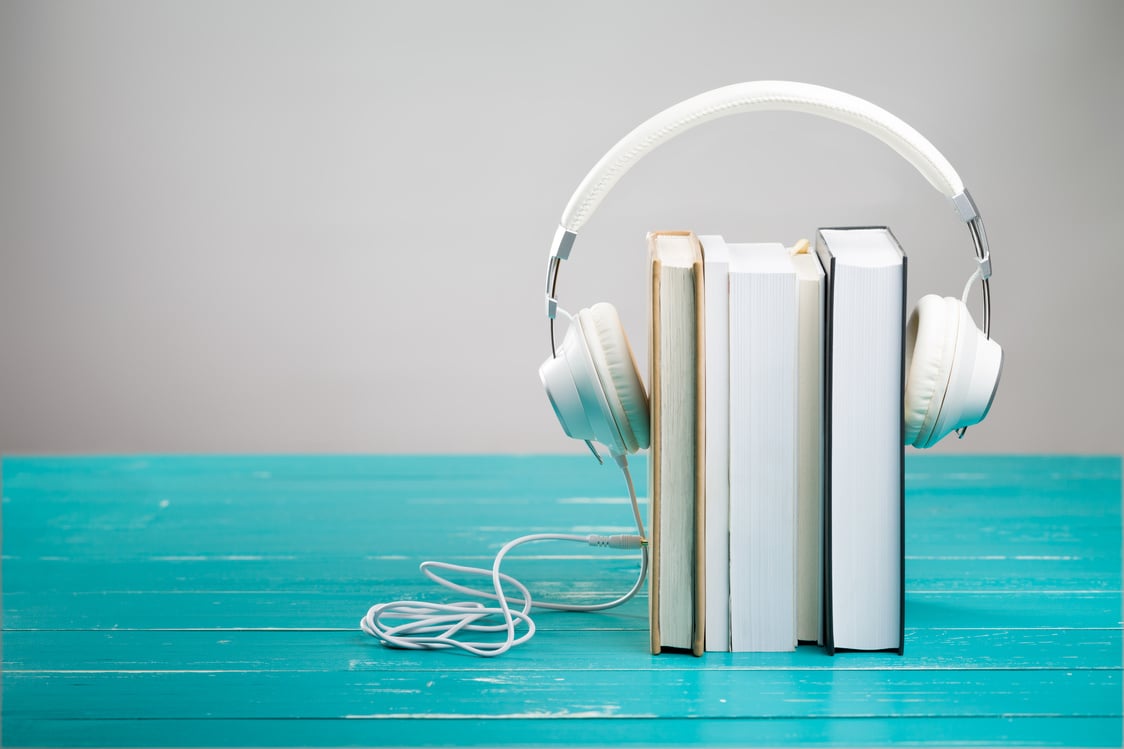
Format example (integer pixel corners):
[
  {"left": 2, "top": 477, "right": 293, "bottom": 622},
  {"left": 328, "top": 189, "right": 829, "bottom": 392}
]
[{"left": 1, "top": 0, "right": 1121, "bottom": 456}]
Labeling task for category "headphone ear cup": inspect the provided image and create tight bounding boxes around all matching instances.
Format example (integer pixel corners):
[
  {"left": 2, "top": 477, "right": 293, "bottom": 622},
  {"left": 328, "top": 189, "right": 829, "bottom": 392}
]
[
  {"left": 905, "top": 294, "right": 1003, "bottom": 448},
  {"left": 539, "top": 318, "right": 601, "bottom": 445},
  {"left": 578, "top": 303, "right": 651, "bottom": 452},
  {"left": 904, "top": 295, "right": 957, "bottom": 447}
]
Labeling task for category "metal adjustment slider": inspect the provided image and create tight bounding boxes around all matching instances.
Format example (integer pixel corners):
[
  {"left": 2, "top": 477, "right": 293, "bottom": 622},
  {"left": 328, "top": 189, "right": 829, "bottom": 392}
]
[
  {"left": 545, "top": 227, "right": 578, "bottom": 320},
  {"left": 951, "top": 189, "right": 980, "bottom": 223},
  {"left": 551, "top": 225, "right": 577, "bottom": 261},
  {"left": 953, "top": 191, "right": 992, "bottom": 281},
  {"left": 952, "top": 188, "right": 993, "bottom": 338},
  {"left": 976, "top": 248, "right": 992, "bottom": 282}
]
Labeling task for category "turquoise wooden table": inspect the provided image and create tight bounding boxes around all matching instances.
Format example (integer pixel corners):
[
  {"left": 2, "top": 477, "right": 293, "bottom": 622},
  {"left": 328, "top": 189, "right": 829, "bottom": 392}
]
[{"left": 2, "top": 454, "right": 1121, "bottom": 746}]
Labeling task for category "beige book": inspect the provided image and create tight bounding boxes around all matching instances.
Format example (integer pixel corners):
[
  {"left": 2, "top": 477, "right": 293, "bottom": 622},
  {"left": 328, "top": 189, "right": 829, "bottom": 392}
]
[{"left": 647, "top": 230, "right": 705, "bottom": 656}]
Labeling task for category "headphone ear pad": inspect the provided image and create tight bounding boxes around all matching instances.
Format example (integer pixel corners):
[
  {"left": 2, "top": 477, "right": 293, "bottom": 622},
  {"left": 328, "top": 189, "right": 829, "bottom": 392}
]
[
  {"left": 904, "top": 294, "right": 959, "bottom": 448},
  {"left": 578, "top": 303, "right": 651, "bottom": 452}
]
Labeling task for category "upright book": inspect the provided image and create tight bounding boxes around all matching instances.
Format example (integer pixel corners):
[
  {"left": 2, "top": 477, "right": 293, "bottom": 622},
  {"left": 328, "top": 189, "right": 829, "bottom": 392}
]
[
  {"left": 792, "top": 244, "right": 826, "bottom": 644},
  {"left": 699, "top": 234, "right": 731, "bottom": 652},
  {"left": 815, "top": 227, "right": 906, "bottom": 655},
  {"left": 647, "top": 230, "right": 705, "bottom": 656},
  {"left": 727, "top": 242, "right": 798, "bottom": 652}
]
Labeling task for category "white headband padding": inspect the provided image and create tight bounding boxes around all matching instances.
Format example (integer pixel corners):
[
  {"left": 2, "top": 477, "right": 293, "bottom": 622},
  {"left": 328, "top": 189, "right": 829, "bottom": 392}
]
[{"left": 561, "top": 81, "right": 965, "bottom": 234}]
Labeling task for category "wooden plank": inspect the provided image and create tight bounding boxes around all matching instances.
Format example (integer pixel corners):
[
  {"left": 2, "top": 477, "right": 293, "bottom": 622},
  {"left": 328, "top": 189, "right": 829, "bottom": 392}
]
[
  {"left": 3, "top": 590, "right": 1120, "bottom": 631},
  {"left": 5, "top": 716, "right": 1121, "bottom": 748},
  {"left": 4, "top": 553, "right": 1119, "bottom": 596},
  {"left": 3, "top": 455, "right": 1117, "bottom": 512},
  {"left": 4, "top": 628, "right": 1121, "bottom": 671},
  {"left": 2, "top": 456, "right": 1116, "bottom": 561},
  {"left": 4, "top": 668, "right": 1120, "bottom": 720},
  {"left": 3, "top": 453, "right": 1116, "bottom": 486}
]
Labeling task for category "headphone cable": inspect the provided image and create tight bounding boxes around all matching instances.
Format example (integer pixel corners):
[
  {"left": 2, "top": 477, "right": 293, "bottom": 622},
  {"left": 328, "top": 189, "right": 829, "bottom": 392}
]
[{"left": 360, "top": 456, "right": 647, "bottom": 657}]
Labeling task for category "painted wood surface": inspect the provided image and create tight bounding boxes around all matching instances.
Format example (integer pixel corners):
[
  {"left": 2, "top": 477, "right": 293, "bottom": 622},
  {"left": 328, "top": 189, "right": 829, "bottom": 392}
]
[{"left": 2, "top": 454, "right": 1121, "bottom": 746}]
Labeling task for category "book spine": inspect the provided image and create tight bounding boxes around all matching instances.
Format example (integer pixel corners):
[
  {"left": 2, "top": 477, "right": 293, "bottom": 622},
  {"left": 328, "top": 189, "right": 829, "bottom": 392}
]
[
  {"left": 816, "top": 241, "right": 837, "bottom": 655},
  {"left": 648, "top": 253, "right": 662, "bottom": 655},
  {"left": 702, "top": 238, "right": 730, "bottom": 652},
  {"left": 795, "top": 257, "right": 825, "bottom": 644},
  {"left": 898, "top": 255, "right": 907, "bottom": 656},
  {"left": 692, "top": 255, "right": 706, "bottom": 658}
]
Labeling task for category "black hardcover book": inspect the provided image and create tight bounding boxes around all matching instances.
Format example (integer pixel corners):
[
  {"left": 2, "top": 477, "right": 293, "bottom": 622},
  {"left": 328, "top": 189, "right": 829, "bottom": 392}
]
[{"left": 816, "top": 227, "right": 906, "bottom": 656}]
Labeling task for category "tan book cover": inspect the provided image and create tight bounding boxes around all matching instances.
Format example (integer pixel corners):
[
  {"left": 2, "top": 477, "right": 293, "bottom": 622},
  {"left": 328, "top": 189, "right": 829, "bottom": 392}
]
[{"left": 647, "top": 230, "right": 705, "bottom": 656}]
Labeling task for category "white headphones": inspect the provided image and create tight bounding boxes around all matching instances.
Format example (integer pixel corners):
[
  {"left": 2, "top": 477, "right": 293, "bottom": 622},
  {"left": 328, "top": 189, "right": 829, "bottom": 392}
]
[{"left": 539, "top": 81, "right": 1003, "bottom": 456}]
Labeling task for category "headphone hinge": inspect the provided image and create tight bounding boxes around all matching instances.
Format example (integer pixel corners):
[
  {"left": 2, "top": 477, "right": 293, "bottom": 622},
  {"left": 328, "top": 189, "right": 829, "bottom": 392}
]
[
  {"left": 551, "top": 226, "right": 577, "bottom": 260},
  {"left": 545, "top": 228, "right": 577, "bottom": 320},
  {"left": 976, "top": 253, "right": 992, "bottom": 281},
  {"left": 951, "top": 189, "right": 979, "bottom": 223}
]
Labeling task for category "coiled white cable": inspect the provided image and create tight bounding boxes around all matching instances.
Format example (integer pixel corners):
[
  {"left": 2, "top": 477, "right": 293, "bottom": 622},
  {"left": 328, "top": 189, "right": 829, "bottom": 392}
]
[{"left": 360, "top": 459, "right": 647, "bottom": 657}]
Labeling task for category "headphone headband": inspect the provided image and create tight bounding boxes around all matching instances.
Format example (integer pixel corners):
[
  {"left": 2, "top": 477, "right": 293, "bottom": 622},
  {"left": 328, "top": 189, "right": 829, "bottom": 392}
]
[
  {"left": 562, "top": 81, "right": 965, "bottom": 233},
  {"left": 544, "top": 81, "right": 992, "bottom": 338}
]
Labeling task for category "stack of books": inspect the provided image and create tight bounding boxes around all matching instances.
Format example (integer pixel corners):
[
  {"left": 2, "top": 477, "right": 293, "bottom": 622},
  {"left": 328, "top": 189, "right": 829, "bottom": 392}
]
[{"left": 647, "top": 228, "right": 905, "bottom": 656}]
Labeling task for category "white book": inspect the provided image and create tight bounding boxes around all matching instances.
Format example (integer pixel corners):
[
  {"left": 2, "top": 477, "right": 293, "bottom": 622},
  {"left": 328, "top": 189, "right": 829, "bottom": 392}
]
[
  {"left": 815, "top": 227, "right": 905, "bottom": 654},
  {"left": 792, "top": 250, "right": 825, "bottom": 644},
  {"left": 699, "top": 235, "right": 731, "bottom": 652},
  {"left": 727, "top": 242, "right": 798, "bottom": 652}
]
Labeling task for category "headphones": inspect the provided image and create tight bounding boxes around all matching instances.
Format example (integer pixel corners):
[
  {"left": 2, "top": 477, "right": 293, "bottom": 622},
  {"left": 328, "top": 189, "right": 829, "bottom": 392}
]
[{"left": 539, "top": 81, "right": 1003, "bottom": 456}]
